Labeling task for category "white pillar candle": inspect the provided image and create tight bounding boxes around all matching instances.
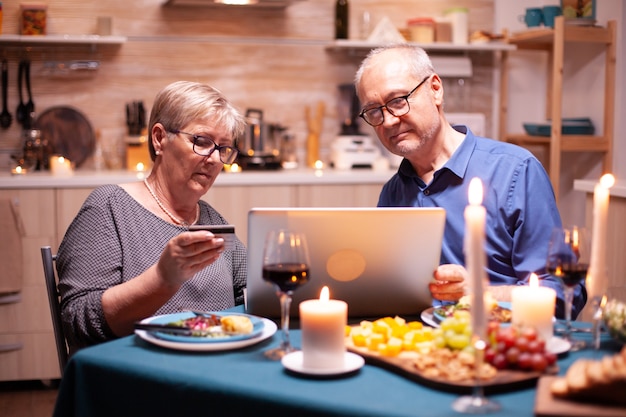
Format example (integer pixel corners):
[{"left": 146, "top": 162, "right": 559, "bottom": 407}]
[
  {"left": 587, "top": 173, "right": 615, "bottom": 299},
  {"left": 511, "top": 273, "right": 556, "bottom": 342},
  {"left": 299, "top": 286, "right": 347, "bottom": 369},
  {"left": 464, "top": 177, "right": 487, "bottom": 340},
  {"left": 49, "top": 156, "right": 74, "bottom": 176}
]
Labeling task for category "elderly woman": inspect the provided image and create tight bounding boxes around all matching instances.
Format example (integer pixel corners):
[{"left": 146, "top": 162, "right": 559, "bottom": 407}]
[{"left": 57, "top": 81, "right": 247, "bottom": 353}]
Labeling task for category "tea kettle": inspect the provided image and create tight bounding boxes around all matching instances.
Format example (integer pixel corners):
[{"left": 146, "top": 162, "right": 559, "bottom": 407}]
[{"left": 237, "top": 108, "right": 284, "bottom": 170}]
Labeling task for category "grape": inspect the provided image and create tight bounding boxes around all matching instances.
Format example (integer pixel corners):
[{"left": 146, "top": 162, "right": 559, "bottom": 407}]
[
  {"left": 515, "top": 336, "right": 530, "bottom": 352},
  {"left": 506, "top": 346, "right": 520, "bottom": 364},
  {"left": 485, "top": 322, "right": 555, "bottom": 373},
  {"left": 530, "top": 352, "right": 548, "bottom": 372}
]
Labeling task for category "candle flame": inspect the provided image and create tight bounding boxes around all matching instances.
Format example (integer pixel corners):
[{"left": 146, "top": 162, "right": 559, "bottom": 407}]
[
  {"left": 319, "top": 286, "right": 330, "bottom": 301},
  {"left": 136, "top": 162, "right": 145, "bottom": 172},
  {"left": 600, "top": 294, "right": 607, "bottom": 309},
  {"left": 15, "top": 166, "right": 23, "bottom": 174},
  {"left": 529, "top": 273, "right": 539, "bottom": 288},
  {"left": 600, "top": 173, "right": 615, "bottom": 189},
  {"left": 571, "top": 227, "right": 579, "bottom": 250},
  {"left": 468, "top": 177, "right": 483, "bottom": 206},
  {"left": 314, "top": 160, "right": 324, "bottom": 170},
  {"left": 58, "top": 156, "right": 66, "bottom": 164}
]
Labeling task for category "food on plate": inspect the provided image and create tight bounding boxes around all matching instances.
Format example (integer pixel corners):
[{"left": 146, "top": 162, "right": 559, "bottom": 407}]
[
  {"left": 168, "top": 314, "right": 253, "bottom": 336},
  {"left": 413, "top": 345, "right": 497, "bottom": 382},
  {"left": 550, "top": 347, "right": 626, "bottom": 406},
  {"left": 346, "top": 313, "right": 497, "bottom": 382},
  {"left": 221, "top": 315, "right": 254, "bottom": 334},
  {"left": 603, "top": 297, "right": 626, "bottom": 344},
  {"left": 348, "top": 315, "right": 430, "bottom": 356},
  {"left": 485, "top": 322, "right": 556, "bottom": 373},
  {"left": 434, "top": 293, "right": 513, "bottom": 323}
]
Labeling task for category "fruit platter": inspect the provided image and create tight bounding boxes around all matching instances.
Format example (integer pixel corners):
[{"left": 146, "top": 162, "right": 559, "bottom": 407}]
[{"left": 345, "top": 311, "right": 558, "bottom": 394}]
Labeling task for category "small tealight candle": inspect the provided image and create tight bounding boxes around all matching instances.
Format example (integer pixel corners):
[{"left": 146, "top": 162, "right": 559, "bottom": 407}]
[
  {"left": 511, "top": 273, "right": 556, "bottom": 342},
  {"left": 224, "top": 163, "right": 241, "bottom": 173},
  {"left": 299, "top": 286, "right": 347, "bottom": 369},
  {"left": 49, "top": 156, "right": 74, "bottom": 176},
  {"left": 11, "top": 166, "right": 27, "bottom": 175}
]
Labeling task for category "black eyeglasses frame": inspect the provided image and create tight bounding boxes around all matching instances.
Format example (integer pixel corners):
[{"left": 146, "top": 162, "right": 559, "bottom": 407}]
[
  {"left": 358, "top": 75, "right": 431, "bottom": 127},
  {"left": 169, "top": 130, "right": 239, "bottom": 164}
]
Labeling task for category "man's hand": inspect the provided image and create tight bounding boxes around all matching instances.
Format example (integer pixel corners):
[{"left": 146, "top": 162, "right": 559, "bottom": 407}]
[{"left": 428, "top": 264, "right": 469, "bottom": 302}]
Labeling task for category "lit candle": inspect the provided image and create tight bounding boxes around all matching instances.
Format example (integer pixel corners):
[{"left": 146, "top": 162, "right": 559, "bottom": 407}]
[
  {"left": 299, "top": 286, "right": 347, "bottom": 369},
  {"left": 224, "top": 163, "right": 241, "bottom": 173},
  {"left": 511, "top": 274, "right": 556, "bottom": 342},
  {"left": 587, "top": 173, "right": 615, "bottom": 299},
  {"left": 11, "top": 166, "right": 27, "bottom": 175},
  {"left": 49, "top": 156, "right": 74, "bottom": 176},
  {"left": 464, "top": 177, "right": 487, "bottom": 340}
]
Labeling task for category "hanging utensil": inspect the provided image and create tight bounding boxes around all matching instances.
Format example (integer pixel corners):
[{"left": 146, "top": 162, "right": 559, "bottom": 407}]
[
  {"left": 15, "top": 60, "right": 27, "bottom": 126},
  {"left": 0, "top": 59, "right": 12, "bottom": 129},
  {"left": 24, "top": 60, "right": 35, "bottom": 120}
]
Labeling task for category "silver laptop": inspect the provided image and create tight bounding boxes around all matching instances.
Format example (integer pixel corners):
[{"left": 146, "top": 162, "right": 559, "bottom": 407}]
[{"left": 245, "top": 207, "right": 446, "bottom": 319}]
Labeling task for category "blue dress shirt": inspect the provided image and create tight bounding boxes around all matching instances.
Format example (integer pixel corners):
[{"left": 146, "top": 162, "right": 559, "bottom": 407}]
[{"left": 378, "top": 125, "right": 587, "bottom": 319}]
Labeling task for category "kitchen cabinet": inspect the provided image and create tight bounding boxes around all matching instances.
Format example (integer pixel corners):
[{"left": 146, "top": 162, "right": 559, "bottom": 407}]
[
  {"left": 0, "top": 189, "right": 60, "bottom": 381},
  {"left": 499, "top": 16, "right": 616, "bottom": 201}
]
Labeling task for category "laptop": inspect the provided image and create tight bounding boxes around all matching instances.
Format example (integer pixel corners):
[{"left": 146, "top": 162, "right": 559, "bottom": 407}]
[{"left": 245, "top": 207, "right": 446, "bottom": 319}]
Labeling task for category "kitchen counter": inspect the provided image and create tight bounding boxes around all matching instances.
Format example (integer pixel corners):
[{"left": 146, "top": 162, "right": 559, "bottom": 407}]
[{"left": 0, "top": 168, "right": 396, "bottom": 189}]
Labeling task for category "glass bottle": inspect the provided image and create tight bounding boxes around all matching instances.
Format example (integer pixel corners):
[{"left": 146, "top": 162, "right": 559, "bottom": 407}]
[{"left": 335, "top": 0, "right": 348, "bottom": 39}]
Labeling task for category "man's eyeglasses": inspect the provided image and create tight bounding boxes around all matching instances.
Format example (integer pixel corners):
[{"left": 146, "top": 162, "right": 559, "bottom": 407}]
[
  {"left": 169, "top": 130, "right": 239, "bottom": 164},
  {"left": 358, "top": 76, "right": 431, "bottom": 127}
]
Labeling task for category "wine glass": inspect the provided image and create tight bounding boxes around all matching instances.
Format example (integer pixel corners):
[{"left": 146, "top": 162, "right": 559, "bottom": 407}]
[
  {"left": 262, "top": 229, "right": 311, "bottom": 360},
  {"left": 546, "top": 226, "right": 590, "bottom": 351}
]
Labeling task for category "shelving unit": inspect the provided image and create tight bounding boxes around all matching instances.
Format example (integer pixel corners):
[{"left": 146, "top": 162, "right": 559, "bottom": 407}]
[{"left": 499, "top": 16, "right": 616, "bottom": 201}]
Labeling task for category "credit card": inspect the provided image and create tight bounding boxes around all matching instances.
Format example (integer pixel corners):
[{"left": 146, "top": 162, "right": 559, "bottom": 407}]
[{"left": 188, "top": 224, "right": 236, "bottom": 250}]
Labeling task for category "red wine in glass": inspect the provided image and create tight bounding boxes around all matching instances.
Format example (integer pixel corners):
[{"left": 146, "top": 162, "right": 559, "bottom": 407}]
[
  {"left": 262, "top": 263, "right": 310, "bottom": 292},
  {"left": 547, "top": 262, "right": 589, "bottom": 288},
  {"left": 262, "top": 230, "right": 310, "bottom": 360},
  {"left": 546, "top": 226, "right": 590, "bottom": 351}
]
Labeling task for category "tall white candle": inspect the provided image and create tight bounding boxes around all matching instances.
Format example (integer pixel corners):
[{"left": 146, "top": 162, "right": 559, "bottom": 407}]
[
  {"left": 511, "top": 273, "right": 556, "bottom": 342},
  {"left": 587, "top": 173, "right": 615, "bottom": 299},
  {"left": 299, "top": 286, "right": 347, "bottom": 369},
  {"left": 464, "top": 177, "right": 487, "bottom": 340}
]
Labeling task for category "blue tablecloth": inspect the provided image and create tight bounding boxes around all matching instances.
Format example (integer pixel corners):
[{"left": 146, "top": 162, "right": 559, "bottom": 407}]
[{"left": 53, "top": 315, "right": 622, "bottom": 417}]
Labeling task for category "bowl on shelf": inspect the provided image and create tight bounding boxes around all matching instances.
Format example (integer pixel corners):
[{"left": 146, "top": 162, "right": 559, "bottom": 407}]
[
  {"left": 602, "top": 287, "right": 626, "bottom": 345},
  {"left": 523, "top": 117, "right": 595, "bottom": 136}
]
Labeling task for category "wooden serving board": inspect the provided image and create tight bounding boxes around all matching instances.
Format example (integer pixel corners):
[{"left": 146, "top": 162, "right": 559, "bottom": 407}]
[
  {"left": 346, "top": 337, "right": 553, "bottom": 394},
  {"left": 535, "top": 376, "right": 626, "bottom": 417}
]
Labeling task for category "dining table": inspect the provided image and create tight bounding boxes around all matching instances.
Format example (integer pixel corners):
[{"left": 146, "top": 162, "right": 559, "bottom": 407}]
[{"left": 52, "top": 307, "right": 623, "bottom": 417}]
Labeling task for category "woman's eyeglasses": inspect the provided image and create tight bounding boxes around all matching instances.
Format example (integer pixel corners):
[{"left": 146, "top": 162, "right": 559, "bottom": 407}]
[{"left": 169, "top": 130, "right": 239, "bottom": 164}]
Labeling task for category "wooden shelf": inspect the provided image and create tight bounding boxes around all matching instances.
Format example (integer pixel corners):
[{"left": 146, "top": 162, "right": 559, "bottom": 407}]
[
  {"left": 505, "top": 134, "right": 610, "bottom": 152},
  {"left": 499, "top": 16, "right": 616, "bottom": 201},
  {"left": 326, "top": 39, "right": 516, "bottom": 55},
  {"left": 0, "top": 34, "right": 127, "bottom": 46}
]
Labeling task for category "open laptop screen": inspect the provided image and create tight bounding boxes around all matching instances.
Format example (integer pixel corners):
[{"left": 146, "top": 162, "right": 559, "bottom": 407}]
[{"left": 245, "top": 207, "right": 446, "bottom": 319}]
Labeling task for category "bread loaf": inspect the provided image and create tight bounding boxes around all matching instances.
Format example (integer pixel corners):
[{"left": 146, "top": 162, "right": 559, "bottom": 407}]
[{"left": 550, "top": 347, "right": 626, "bottom": 406}]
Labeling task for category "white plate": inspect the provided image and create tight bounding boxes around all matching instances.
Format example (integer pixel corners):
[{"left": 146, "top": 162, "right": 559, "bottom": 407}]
[
  {"left": 281, "top": 351, "right": 364, "bottom": 376},
  {"left": 420, "top": 307, "right": 440, "bottom": 328},
  {"left": 135, "top": 314, "right": 277, "bottom": 352},
  {"left": 546, "top": 336, "right": 571, "bottom": 355}
]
